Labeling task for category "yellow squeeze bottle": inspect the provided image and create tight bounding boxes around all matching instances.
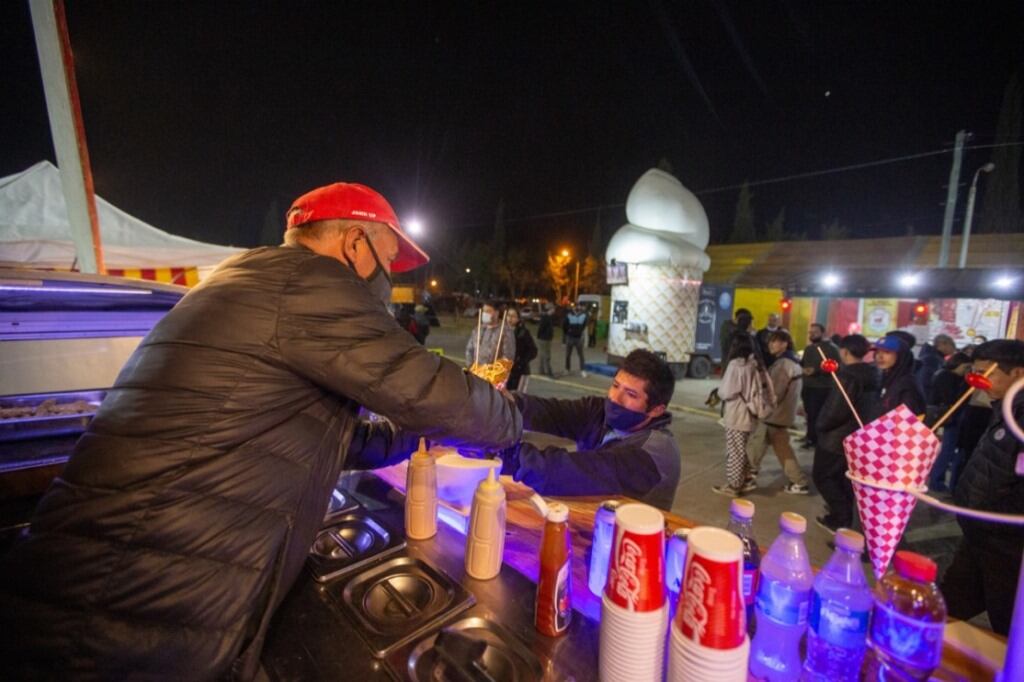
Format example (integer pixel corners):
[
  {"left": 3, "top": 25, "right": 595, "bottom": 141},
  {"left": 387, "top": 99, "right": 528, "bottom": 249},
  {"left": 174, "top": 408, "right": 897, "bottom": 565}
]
[
  {"left": 405, "top": 438, "right": 437, "bottom": 540},
  {"left": 464, "top": 467, "right": 506, "bottom": 580}
]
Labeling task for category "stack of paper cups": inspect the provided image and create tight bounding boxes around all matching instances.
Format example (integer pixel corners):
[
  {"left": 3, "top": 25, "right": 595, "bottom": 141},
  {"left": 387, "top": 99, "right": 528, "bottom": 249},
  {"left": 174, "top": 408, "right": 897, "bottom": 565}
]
[
  {"left": 599, "top": 503, "right": 668, "bottom": 682},
  {"left": 667, "top": 526, "right": 749, "bottom": 682}
]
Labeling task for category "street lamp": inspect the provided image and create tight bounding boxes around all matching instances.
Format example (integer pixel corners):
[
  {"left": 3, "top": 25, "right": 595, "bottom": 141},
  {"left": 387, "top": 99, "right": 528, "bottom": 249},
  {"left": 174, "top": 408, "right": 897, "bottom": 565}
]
[
  {"left": 430, "top": 279, "right": 438, "bottom": 288},
  {"left": 560, "top": 248, "right": 580, "bottom": 303},
  {"left": 958, "top": 162, "right": 996, "bottom": 269}
]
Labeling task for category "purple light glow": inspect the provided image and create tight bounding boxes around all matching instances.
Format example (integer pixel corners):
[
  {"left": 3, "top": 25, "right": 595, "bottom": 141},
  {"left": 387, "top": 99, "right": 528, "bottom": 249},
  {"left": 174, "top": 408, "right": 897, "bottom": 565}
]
[{"left": 0, "top": 285, "right": 152, "bottom": 295}]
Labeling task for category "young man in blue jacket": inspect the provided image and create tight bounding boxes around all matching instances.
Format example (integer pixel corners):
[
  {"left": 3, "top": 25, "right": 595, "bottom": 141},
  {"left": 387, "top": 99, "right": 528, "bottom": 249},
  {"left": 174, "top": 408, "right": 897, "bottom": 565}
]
[{"left": 501, "top": 349, "right": 681, "bottom": 510}]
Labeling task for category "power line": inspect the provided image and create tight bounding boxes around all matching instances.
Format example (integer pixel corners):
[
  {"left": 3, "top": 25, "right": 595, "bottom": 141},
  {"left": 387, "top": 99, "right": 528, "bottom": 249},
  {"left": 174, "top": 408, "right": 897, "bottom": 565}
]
[{"left": 459, "top": 140, "right": 1024, "bottom": 229}]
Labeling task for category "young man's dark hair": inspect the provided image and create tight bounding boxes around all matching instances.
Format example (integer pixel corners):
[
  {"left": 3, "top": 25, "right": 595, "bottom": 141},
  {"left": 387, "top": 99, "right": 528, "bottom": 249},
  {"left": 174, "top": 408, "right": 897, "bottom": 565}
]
[
  {"left": 728, "top": 332, "right": 758, "bottom": 363},
  {"left": 621, "top": 348, "right": 675, "bottom": 408},
  {"left": 839, "top": 333, "right": 871, "bottom": 359},
  {"left": 810, "top": 322, "right": 826, "bottom": 334},
  {"left": 973, "top": 339, "right": 1024, "bottom": 371},
  {"left": 768, "top": 329, "right": 795, "bottom": 352},
  {"left": 943, "top": 351, "right": 972, "bottom": 371}
]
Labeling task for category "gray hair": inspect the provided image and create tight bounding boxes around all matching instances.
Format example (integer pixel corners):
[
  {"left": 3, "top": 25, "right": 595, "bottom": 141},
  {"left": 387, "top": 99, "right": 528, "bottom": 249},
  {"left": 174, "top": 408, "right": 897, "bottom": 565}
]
[{"left": 283, "top": 218, "right": 385, "bottom": 247}]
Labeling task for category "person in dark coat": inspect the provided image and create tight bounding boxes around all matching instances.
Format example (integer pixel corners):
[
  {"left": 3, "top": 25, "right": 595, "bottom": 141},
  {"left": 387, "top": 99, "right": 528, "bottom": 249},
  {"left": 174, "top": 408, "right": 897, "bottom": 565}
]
[
  {"left": 926, "top": 351, "right": 971, "bottom": 492},
  {"left": 800, "top": 323, "right": 840, "bottom": 448},
  {"left": 916, "top": 334, "right": 957, "bottom": 398},
  {"left": 812, "top": 334, "right": 881, "bottom": 533},
  {"left": 0, "top": 182, "right": 522, "bottom": 680},
  {"left": 719, "top": 308, "right": 753, "bottom": 370},
  {"left": 505, "top": 307, "right": 538, "bottom": 391},
  {"left": 536, "top": 304, "right": 555, "bottom": 376},
  {"left": 873, "top": 334, "right": 927, "bottom": 416},
  {"left": 755, "top": 313, "right": 782, "bottom": 367},
  {"left": 941, "top": 340, "right": 1024, "bottom": 635},
  {"left": 501, "top": 349, "right": 681, "bottom": 510}
]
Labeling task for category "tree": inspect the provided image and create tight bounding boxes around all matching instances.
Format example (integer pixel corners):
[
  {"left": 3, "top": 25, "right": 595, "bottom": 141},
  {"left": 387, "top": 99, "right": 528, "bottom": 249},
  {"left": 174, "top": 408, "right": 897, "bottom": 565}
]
[
  {"left": 820, "top": 219, "right": 849, "bottom": 240},
  {"left": 977, "top": 74, "right": 1024, "bottom": 234},
  {"left": 729, "top": 182, "right": 756, "bottom": 243},
  {"left": 494, "top": 247, "right": 539, "bottom": 298},
  {"left": 763, "top": 207, "right": 786, "bottom": 241},
  {"left": 544, "top": 251, "right": 572, "bottom": 303},
  {"left": 579, "top": 254, "right": 606, "bottom": 294}
]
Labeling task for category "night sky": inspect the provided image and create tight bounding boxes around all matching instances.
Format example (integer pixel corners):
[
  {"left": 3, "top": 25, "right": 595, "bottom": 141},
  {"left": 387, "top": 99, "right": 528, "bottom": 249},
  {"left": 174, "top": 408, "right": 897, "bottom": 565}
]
[{"left": 2, "top": 2, "right": 1022, "bottom": 264}]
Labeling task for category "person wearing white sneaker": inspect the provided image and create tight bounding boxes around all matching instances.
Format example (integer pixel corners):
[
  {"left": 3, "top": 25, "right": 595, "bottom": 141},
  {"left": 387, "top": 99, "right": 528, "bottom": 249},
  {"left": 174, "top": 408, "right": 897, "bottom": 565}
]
[
  {"left": 711, "top": 334, "right": 762, "bottom": 498},
  {"left": 750, "top": 330, "right": 812, "bottom": 495}
]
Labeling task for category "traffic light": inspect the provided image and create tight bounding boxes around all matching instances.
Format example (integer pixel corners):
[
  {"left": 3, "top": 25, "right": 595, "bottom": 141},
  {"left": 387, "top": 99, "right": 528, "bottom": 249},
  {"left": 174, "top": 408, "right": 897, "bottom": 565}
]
[
  {"left": 914, "top": 301, "right": 929, "bottom": 318},
  {"left": 780, "top": 297, "right": 792, "bottom": 312}
]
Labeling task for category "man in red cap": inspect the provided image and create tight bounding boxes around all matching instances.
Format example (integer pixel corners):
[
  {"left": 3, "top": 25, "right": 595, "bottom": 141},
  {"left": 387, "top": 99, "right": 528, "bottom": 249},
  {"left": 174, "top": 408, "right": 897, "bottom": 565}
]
[{"left": 0, "top": 182, "right": 522, "bottom": 679}]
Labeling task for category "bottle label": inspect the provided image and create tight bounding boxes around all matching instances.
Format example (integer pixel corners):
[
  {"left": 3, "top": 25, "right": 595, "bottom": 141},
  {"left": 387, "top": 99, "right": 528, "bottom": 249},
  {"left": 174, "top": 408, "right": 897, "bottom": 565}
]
[
  {"left": 554, "top": 560, "right": 572, "bottom": 633},
  {"left": 869, "top": 602, "right": 944, "bottom": 669},
  {"left": 755, "top": 576, "right": 810, "bottom": 627},
  {"left": 743, "top": 567, "right": 759, "bottom": 607},
  {"left": 809, "top": 592, "right": 869, "bottom": 649}
]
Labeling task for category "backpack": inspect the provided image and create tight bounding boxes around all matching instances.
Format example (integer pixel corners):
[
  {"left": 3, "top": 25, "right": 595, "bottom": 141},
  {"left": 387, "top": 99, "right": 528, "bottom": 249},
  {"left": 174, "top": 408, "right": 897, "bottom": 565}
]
[{"left": 743, "top": 362, "right": 778, "bottom": 420}]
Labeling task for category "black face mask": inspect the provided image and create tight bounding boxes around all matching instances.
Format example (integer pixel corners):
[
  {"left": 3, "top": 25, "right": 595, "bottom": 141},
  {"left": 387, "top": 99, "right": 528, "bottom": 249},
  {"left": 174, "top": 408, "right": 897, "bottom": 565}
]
[
  {"left": 345, "top": 232, "right": 392, "bottom": 307},
  {"left": 604, "top": 398, "right": 649, "bottom": 431}
]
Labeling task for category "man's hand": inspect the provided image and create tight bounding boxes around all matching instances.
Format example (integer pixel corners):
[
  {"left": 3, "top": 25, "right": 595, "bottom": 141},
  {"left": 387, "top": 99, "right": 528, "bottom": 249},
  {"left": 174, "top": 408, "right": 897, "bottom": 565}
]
[{"left": 803, "top": 367, "right": 814, "bottom": 376}]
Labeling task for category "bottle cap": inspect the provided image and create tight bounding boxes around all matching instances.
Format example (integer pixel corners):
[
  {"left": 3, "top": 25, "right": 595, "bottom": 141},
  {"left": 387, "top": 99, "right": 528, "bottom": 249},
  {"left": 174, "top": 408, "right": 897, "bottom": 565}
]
[
  {"left": 477, "top": 465, "right": 501, "bottom": 493},
  {"left": 779, "top": 512, "right": 806, "bottom": 535},
  {"left": 893, "top": 551, "right": 937, "bottom": 583},
  {"left": 412, "top": 437, "right": 431, "bottom": 460},
  {"left": 730, "top": 499, "right": 755, "bottom": 519},
  {"left": 546, "top": 502, "right": 569, "bottom": 523},
  {"left": 835, "top": 528, "right": 865, "bottom": 552}
]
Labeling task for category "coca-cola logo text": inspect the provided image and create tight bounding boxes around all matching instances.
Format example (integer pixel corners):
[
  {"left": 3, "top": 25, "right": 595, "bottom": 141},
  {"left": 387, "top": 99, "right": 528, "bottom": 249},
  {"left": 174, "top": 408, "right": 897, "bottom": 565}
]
[
  {"left": 679, "top": 561, "right": 710, "bottom": 640},
  {"left": 609, "top": 538, "right": 643, "bottom": 606}
]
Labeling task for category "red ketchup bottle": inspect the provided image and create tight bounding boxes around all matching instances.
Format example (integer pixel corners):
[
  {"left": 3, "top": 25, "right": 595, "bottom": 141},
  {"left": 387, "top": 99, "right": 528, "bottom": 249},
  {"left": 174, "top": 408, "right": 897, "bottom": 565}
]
[{"left": 535, "top": 502, "right": 572, "bottom": 637}]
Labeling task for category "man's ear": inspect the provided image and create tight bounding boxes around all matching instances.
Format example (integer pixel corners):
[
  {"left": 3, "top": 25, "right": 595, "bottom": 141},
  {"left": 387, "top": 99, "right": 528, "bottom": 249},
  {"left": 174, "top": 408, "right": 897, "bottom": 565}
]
[
  {"left": 647, "top": 403, "right": 667, "bottom": 418},
  {"left": 339, "top": 226, "right": 362, "bottom": 264}
]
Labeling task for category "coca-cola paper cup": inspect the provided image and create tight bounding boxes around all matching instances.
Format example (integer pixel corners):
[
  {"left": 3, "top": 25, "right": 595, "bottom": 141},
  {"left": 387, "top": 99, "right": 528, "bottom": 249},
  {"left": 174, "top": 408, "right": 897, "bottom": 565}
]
[
  {"left": 605, "top": 503, "right": 665, "bottom": 613},
  {"left": 674, "top": 527, "right": 745, "bottom": 650}
]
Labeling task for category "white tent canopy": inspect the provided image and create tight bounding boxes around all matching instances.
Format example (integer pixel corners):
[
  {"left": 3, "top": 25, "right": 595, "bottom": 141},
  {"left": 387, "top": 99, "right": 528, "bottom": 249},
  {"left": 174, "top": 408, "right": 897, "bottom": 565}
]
[{"left": 0, "top": 161, "right": 244, "bottom": 273}]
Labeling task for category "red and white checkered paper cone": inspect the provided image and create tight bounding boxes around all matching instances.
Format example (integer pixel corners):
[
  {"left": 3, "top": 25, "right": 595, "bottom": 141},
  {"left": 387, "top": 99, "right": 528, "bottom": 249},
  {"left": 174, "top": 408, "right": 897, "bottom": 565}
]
[{"left": 842, "top": 405, "right": 941, "bottom": 579}]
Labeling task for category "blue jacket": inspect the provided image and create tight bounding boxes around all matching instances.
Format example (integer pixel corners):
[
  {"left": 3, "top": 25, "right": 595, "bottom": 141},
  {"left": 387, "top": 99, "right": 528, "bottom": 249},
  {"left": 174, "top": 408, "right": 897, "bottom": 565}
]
[{"left": 503, "top": 394, "right": 680, "bottom": 510}]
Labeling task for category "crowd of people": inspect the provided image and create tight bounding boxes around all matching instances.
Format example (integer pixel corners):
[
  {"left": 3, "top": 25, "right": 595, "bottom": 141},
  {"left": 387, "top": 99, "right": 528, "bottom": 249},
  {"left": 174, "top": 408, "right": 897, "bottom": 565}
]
[{"left": 713, "top": 308, "right": 1024, "bottom": 635}]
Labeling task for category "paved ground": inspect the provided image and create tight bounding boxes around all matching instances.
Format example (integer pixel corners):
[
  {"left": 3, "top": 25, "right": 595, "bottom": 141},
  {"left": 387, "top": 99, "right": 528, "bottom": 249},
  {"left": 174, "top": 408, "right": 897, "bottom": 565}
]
[{"left": 426, "top": 316, "right": 965, "bottom": 576}]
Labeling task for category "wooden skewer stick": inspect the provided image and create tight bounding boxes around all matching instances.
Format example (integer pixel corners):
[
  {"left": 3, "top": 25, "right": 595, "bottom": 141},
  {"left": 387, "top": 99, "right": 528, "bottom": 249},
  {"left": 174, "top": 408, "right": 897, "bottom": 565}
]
[
  {"left": 492, "top": 310, "right": 508, "bottom": 364},
  {"left": 817, "top": 345, "right": 864, "bottom": 429},
  {"left": 474, "top": 309, "right": 483, "bottom": 368},
  {"left": 931, "top": 362, "right": 997, "bottom": 431}
]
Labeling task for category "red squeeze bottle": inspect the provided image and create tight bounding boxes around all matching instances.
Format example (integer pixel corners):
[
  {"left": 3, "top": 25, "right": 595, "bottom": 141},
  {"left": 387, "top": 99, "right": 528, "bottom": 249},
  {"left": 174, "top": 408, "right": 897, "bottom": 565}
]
[{"left": 535, "top": 502, "right": 572, "bottom": 637}]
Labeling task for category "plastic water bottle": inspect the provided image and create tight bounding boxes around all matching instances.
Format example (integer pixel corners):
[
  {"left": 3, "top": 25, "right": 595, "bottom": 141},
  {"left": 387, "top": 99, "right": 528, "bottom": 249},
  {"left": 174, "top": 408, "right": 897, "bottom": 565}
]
[
  {"left": 802, "top": 529, "right": 872, "bottom": 681},
  {"left": 861, "top": 551, "right": 947, "bottom": 681},
  {"left": 749, "top": 512, "right": 813, "bottom": 681},
  {"left": 725, "top": 498, "right": 760, "bottom": 635}
]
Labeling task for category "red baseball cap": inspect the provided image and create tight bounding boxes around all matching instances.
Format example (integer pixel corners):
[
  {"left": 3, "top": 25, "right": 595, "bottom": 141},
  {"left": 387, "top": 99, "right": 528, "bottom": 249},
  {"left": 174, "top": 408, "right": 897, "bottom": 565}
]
[{"left": 286, "top": 182, "right": 429, "bottom": 273}]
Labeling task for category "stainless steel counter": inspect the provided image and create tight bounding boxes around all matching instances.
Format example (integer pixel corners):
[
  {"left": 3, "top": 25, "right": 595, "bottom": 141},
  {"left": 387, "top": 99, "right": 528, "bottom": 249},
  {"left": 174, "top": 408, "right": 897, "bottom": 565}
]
[{"left": 261, "top": 472, "right": 600, "bottom": 681}]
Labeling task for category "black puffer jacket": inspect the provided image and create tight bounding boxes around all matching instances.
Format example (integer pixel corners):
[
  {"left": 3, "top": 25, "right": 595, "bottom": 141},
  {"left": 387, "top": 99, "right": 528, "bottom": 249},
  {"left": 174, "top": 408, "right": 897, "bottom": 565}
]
[
  {"left": 503, "top": 395, "right": 680, "bottom": 510},
  {"left": 0, "top": 245, "right": 521, "bottom": 680},
  {"left": 816, "top": 362, "right": 882, "bottom": 455},
  {"left": 953, "top": 393, "right": 1024, "bottom": 554}
]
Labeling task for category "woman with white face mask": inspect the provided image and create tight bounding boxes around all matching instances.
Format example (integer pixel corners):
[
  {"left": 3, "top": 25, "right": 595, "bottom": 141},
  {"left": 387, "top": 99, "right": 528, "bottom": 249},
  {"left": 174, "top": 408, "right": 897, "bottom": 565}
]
[{"left": 465, "top": 302, "right": 516, "bottom": 368}]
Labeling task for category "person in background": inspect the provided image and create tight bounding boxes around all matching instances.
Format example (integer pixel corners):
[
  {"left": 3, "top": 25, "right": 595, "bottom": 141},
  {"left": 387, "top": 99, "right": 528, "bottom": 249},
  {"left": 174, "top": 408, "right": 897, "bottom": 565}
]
[
  {"left": 800, "top": 323, "right": 840, "bottom": 449},
  {"left": 917, "top": 333, "right": 957, "bottom": 398},
  {"left": 536, "top": 304, "right": 555, "bottom": 377},
  {"left": 873, "top": 334, "right": 927, "bottom": 416},
  {"left": 720, "top": 308, "right": 754, "bottom": 369},
  {"left": 501, "top": 349, "right": 680, "bottom": 510},
  {"left": 712, "top": 334, "right": 763, "bottom": 497},
  {"left": 747, "top": 329, "right": 810, "bottom": 494},
  {"left": 586, "top": 306, "right": 598, "bottom": 348},
  {"left": 755, "top": 313, "right": 782, "bottom": 367},
  {"left": 505, "top": 307, "right": 538, "bottom": 392},
  {"left": 0, "top": 181, "right": 522, "bottom": 679},
  {"left": 926, "top": 352, "right": 971, "bottom": 493},
  {"left": 465, "top": 301, "right": 515, "bottom": 368},
  {"left": 812, "top": 334, "right": 881, "bottom": 533},
  {"left": 563, "top": 304, "right": 589, "bottom": 376},
  {"left": 942, "top": 340, "right": 1024, "bottom": 636},
  {"left": 412, "top": 304, "right": 431, "bottom": 345}
]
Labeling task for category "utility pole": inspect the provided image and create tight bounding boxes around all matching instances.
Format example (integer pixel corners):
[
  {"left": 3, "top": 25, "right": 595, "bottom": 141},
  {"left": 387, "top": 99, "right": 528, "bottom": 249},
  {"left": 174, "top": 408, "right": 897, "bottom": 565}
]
[
  {"left": 573, "top": 260, "right": 580, "bottom": 302},
  {"left": 938, "top": 130, "right": 967, "bottom": 267}
]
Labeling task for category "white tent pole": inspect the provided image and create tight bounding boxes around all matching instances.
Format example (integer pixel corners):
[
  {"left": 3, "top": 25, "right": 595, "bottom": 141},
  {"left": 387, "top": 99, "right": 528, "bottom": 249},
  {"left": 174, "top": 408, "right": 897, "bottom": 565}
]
[{"left": 29, "top": 0, "right": 105, "bottom": 274}]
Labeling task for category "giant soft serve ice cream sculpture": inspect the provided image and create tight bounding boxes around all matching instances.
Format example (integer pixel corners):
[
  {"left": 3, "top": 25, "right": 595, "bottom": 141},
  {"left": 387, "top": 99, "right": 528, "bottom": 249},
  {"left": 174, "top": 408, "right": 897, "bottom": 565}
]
[{"left": 605, "top": 169, "right": 711, "bottom": 365}]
